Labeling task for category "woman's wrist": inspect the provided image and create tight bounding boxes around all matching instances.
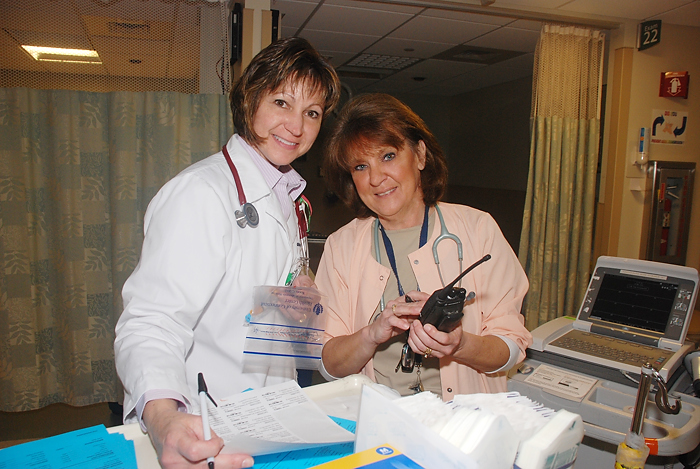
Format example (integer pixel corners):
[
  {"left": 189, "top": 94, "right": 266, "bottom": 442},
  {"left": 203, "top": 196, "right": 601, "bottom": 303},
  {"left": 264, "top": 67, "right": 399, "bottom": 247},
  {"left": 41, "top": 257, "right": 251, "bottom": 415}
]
[
  {"left": 143, "top": 398, "right": 180, "bottom": 430},
  {"left": 361, "top": 323, "right": 383, "bottom": 350}
]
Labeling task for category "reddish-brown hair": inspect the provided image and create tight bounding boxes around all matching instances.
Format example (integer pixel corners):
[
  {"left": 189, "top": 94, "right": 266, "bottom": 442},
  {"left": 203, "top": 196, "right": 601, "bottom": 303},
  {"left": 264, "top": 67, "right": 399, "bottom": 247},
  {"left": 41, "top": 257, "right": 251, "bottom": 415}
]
[{"left": 323, "top": 93, "right": 448, "bottom": 218}]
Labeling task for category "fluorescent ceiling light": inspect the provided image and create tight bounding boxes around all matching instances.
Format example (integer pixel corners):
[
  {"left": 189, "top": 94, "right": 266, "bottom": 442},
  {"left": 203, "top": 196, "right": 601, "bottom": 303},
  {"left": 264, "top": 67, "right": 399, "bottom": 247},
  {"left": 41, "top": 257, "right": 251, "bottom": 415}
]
[{"left": 21, "top": 45, "right": 102, "bottom": 64}]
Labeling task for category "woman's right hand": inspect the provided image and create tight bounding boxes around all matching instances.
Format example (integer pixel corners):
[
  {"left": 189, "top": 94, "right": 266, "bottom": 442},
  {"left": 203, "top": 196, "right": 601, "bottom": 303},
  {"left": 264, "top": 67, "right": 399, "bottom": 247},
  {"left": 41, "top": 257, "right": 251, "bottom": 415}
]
[
  {"left": 322, "top": 291, "right": 427, "bottom": 377},
  {"left": 143, "top": 399, "right": 254, "bottom": 468},
  {"left": 367, "top": 291, "right": 426, "bottom": 346}
]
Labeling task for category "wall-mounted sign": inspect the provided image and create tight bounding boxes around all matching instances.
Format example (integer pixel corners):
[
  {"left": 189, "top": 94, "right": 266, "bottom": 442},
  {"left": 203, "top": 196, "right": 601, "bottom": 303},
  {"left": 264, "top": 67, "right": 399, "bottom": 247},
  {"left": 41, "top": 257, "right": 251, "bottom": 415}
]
[
  {"left": 650, "top": 109, "right": 688, "bottom": 145},
  {"left": 660, "top": 71, "right": 690, "bottom": 98},
  {"left": 637, "top": 20, "right": 661, "bottom": 51}
]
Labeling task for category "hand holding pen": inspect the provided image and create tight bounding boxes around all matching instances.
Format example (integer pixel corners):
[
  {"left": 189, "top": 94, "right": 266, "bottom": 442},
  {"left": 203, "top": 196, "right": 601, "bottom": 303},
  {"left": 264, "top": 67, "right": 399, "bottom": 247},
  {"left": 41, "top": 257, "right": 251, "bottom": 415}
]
[
  {"left": 193, "top": 374, "right": 255, "bottom": 469},
  {"left": 198, "top": 373, "right": 217, "bottom": 469}
]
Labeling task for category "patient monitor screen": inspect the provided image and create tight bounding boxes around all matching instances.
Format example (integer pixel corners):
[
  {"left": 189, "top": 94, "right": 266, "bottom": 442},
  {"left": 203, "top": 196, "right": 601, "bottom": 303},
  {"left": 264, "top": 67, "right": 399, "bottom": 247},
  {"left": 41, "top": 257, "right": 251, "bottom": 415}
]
[{"left": 590, "top": 273, "right": 676, "bottom": 333}]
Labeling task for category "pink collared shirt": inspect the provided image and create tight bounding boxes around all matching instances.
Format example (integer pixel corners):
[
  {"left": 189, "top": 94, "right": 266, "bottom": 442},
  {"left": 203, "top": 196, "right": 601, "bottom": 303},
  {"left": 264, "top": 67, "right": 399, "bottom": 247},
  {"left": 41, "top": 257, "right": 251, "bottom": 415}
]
[{"left": 235, "top": 134, "right": 305, "bottom": 219}]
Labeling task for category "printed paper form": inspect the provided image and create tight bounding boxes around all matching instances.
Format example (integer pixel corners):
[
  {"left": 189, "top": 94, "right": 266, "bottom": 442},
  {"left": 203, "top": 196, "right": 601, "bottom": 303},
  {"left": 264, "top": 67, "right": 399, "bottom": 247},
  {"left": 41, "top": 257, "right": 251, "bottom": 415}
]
[
  {"left": 524, "top": 364, "right": 598, "bottom": 401},
  {"left": 208, "top": 380, "right": 355, "bottom": 456}
]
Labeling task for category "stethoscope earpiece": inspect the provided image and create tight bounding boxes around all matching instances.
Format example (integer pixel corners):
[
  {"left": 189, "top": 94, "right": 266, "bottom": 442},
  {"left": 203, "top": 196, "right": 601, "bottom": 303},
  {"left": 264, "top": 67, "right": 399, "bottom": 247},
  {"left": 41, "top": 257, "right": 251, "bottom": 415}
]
[{"left": 235, "top": 203, "right": 259, "bottom": 228}]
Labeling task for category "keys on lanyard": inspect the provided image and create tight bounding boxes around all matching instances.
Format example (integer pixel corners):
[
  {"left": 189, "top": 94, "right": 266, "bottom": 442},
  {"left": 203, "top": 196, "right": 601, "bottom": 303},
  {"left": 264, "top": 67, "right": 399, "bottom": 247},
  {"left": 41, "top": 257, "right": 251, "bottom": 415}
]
[{"left": 286, "top": 196, "right": 311, "bottom": 286}]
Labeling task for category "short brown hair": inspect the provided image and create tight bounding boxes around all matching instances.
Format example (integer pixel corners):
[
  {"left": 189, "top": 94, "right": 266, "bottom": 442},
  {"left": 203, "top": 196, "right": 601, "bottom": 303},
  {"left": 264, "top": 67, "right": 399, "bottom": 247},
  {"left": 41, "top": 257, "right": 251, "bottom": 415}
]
[
  {"left": 323, "top": 93, "right": 448, "bottom": 218},
  {"left": 230, "top": 37, "right": 340, "bottom": 144}
]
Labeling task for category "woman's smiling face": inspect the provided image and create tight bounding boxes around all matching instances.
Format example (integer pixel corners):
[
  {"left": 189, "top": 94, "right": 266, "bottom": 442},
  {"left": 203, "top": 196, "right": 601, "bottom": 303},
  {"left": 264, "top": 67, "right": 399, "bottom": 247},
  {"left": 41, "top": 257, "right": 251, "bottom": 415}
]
[
  {"left": 251, "top": 80, "right": 325, "bottom": 167},
  {"left": 350, "top": 140, "right": 426, "bottom": 230}
]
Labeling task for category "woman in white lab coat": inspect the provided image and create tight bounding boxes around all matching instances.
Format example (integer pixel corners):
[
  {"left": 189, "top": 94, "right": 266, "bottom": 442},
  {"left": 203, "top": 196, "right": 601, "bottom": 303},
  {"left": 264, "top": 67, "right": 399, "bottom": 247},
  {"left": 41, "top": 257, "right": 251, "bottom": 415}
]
[{"left": 114, "top": 37, "right": 340, "bottom": 469}]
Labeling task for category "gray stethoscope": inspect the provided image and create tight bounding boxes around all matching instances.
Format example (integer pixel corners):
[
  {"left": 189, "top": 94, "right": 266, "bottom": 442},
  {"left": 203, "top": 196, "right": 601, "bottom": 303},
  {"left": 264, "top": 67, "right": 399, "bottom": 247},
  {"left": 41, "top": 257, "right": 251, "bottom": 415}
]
[
  {"left": 374, "top": 204, "right": 463, "bottom": 312},
  {"left": 222, "top": 145, "right": 259, "bottom": 228}
]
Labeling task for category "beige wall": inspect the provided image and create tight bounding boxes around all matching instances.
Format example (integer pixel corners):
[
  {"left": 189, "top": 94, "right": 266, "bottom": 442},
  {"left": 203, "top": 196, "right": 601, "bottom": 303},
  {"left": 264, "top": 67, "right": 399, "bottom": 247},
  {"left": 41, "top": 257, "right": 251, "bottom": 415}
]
[
  {"left": 446, "top": 77, "right": 532, "bottom": 191},
  {"left": 599, "top": 22, "right": 700, "bottom": 271}
]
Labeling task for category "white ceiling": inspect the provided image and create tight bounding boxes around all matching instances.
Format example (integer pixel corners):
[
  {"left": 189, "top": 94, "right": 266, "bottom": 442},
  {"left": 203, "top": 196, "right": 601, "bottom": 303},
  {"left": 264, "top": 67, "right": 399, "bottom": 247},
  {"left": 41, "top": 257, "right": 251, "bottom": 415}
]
[
  {"left": 1, "top": 0, "right": 698, "bottom": 96},
  {"left": 278, "top": 0, "right": 700, "bottom": 95}
]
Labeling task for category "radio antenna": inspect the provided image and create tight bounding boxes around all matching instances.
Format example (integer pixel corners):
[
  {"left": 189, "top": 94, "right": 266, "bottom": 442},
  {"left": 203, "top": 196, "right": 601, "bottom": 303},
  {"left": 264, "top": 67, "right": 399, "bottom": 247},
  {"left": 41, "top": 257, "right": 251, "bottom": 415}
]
[{"left": 438, "top": 254, "right": 491, "bottom": 299}]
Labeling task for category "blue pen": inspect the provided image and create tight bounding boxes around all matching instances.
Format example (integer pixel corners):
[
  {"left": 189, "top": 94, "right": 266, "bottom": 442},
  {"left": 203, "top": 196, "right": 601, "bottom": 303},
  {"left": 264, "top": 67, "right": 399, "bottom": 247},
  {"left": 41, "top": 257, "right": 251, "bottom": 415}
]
[{"left": 198, "top": 373, "right": 216, "bottom": 469}]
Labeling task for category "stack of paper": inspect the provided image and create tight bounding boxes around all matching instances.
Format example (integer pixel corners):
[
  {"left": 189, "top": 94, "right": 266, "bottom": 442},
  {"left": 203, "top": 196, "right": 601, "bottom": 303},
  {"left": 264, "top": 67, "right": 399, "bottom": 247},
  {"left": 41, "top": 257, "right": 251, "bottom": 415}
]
[
  {"left": 0, "top": 424, "right": 137, "bottom": 468},
  {"left": 209, "top": 380, "right": 355, "bottom": 456}
]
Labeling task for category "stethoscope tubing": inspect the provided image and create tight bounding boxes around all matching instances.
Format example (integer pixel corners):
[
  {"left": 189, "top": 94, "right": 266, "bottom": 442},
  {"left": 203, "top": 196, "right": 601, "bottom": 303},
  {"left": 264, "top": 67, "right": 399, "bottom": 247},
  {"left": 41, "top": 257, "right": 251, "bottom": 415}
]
[
  {"left": 375, "top": 204, "right": 464, "bottom": 312},
  {"left": 220, "top": 143, "right": 311, "bottom": 284},
  {"left": 222, "top": 145, "right": 259, "bottom": 228}
]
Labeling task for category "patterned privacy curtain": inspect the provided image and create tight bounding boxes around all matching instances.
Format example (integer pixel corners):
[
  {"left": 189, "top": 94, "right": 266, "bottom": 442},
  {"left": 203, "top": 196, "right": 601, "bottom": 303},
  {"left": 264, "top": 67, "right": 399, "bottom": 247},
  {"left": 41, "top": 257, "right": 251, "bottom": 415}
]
[
  {"left": 0, "top": 88, "right": 232, "bottom": 411},
  {"left": 518, "top": 25, "right": 605, "bottom": 330}
]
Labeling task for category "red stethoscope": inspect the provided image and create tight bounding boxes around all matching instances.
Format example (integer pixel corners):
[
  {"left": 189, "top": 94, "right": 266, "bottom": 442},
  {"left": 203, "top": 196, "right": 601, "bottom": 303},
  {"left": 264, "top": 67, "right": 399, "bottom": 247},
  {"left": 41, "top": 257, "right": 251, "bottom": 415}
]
[
  {"left": 221, "top": 145, "right": 309, "bottom": 242},
  {"left": 222, "top": 145, "right": 260, "bottom": 228}
]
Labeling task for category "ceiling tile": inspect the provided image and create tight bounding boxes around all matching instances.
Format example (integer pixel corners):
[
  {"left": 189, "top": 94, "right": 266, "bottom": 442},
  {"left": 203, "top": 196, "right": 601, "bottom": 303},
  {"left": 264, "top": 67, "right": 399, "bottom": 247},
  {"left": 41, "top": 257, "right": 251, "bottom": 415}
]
[
  {"left": 83, "top": 16, "right": 173, "bottom": 42},
  {"left": 495, "top": 0, "right": 575, "bottom": 9},
  {"left": 305, "top": 4, "right": 414, "bottom": 36},
  {"left": 40, "top": 60, "right": 110, "bottom": 76},
  {"left": 0, "top": 30, "right": 17, "bottom": 47},
  {"left": 325, "top": 0, "right": 422, "bottom": 14},
  {"left": 336, "top": 75, "right": 379, "bottom": 93},
  {"left": 496, "top": 52, "right": 535, "bottom": 71},
  {"left": 274, "top": 0, "right": 320, "bottom": 30},
  {"left": 509, "top": 19, "right": 543, "bottom": 31},
  {"left": 365, "top": 37, "right": 453, "bottom": 59},
  {"left": 651, "top": 2, "right": 700, "bottom": 28},
  {"left": 168, "top": 51, "right": 199, "bottom": 79},
  {"left": 74, "top": 0, "right": 176, "bottom": 23},
  {"left": 175, "top": 2, "right": 200, "bottom": 26},
  {"left": 389, "top": 16, "right": 500, "bottom": 44},
  {"left": 1, "top": 0, "right": 62, "bottom": 13},
  {"left": 419, "top": 73, "right": 486, "bottom": 96},
  {"left": 0, "top": 5, "right": 84, "bottom": 35},
  {"left": 170, "top": 28, "right": 199, "bottom": 79},
  {"left": 480, "top": 59, "right": 534, "bottom": 83},
  {"left": 281, "top": 26, "right": 298, "bottom": 38},
  {"left": 363, "top": 76, "right": 429, "bottom": 94},
  {"left": 316, "top": 49, "right": 357, "bottom": 68},
  {"left": 466, "top": 26, "right": 540, "bottom": 52},
  {"left": 559, "top": 0, "right": 692, "bottom": 21},
  {"left": 467, "top": 62, "right": 527, "bottom": 87},
  {"left": 393, "top": 58, "right": 485, "bottom": 82},
  {"left": 0, "top": 44, "right": 47, "bottom": 72},
  {"left": 99, "top": 51, "right": 168, "bottom": 77},
  {"left": 4, "top": 30, "right": 92, "bottom": 50},
  {"left": 91, "top": 37, "right": 171, "bottom": 57},
  {"left": 0, "top": 0, "right": 695, "bottom": 97},
  {"left": 421, "top": 8, "right": 513, "bottom": 25},
  {"left": 298, "top": 29, "right": 380, "bottom": 54}
]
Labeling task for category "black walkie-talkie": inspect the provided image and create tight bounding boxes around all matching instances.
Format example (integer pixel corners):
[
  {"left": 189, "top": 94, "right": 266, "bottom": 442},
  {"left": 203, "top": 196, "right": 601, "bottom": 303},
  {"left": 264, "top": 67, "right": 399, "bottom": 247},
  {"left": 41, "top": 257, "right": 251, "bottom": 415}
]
[
  {"left": 396, "top": 254, "right": 492, "bottom": 374},
  {"left": 419, "top": 254, "right": 491, "bottom": 332}
]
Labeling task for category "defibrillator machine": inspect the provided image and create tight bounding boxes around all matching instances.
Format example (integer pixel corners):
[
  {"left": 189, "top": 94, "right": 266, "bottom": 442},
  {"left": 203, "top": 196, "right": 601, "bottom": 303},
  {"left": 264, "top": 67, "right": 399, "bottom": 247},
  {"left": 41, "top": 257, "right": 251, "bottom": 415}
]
[
  {"left": 531, "top": 256, "right": 697, "bottom": 382},
  {"left": 508, "top": 256, "right": 700, "bottom": 466}
]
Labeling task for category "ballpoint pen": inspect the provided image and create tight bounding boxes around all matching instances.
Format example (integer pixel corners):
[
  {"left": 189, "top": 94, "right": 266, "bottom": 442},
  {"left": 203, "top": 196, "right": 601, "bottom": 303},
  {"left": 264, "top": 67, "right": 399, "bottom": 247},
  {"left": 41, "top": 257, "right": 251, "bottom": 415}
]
[{"left": 198, "top": 372, "right": 217, "bottom": 469}]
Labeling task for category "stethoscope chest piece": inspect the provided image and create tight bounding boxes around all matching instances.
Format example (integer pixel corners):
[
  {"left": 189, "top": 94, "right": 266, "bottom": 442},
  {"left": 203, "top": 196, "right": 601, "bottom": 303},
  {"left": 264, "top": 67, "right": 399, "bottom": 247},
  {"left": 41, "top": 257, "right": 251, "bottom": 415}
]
[{"left": 235, "top": 202, "right": 259, "bottom": 228}]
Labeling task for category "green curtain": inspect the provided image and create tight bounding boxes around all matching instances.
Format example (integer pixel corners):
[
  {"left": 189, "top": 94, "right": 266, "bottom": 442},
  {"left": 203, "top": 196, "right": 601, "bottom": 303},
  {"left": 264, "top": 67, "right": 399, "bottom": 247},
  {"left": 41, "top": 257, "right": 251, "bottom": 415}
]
[
  {"left": 0, "top": 88, "right": 232, "bottom": 411},
  {"left": 519, "top": 25, "right": 605, "bottom": 331}
]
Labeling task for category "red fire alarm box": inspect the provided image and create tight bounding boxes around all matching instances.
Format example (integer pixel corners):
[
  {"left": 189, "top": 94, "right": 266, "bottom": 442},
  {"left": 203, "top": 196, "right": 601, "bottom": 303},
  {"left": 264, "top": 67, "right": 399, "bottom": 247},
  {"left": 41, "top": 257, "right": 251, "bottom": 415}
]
[{"left": 659, "top": 71, "right": 689, "bottom": 98}]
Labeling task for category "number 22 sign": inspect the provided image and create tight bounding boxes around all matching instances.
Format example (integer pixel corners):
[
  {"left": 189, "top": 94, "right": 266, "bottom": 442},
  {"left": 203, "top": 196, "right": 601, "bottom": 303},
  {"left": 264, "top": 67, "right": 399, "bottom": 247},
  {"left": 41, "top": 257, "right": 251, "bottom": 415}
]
[{"left": 637, "top": 20, "right": 661, "bottom": 51}]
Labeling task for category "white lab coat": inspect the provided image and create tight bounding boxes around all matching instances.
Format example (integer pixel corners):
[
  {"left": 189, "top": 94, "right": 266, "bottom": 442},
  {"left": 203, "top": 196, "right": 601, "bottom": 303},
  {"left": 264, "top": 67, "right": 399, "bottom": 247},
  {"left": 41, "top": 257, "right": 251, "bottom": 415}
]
[{"left": 114, "top": 135, "right": 299, "bottom": 422}]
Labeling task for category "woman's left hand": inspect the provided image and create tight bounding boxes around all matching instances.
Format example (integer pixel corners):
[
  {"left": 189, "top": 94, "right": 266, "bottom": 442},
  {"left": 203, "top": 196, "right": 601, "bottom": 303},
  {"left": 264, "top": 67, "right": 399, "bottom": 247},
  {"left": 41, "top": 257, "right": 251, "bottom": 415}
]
[{"left": 407, "top": 319, "right": 463, "bottom": 359}]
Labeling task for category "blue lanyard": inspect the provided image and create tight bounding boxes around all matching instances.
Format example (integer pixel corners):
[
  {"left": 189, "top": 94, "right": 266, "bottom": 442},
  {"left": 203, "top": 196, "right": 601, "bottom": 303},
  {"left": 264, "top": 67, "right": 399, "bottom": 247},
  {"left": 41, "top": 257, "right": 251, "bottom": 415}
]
[{"left": 378, "top": 205, "right": 429, "bottom": 297}]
